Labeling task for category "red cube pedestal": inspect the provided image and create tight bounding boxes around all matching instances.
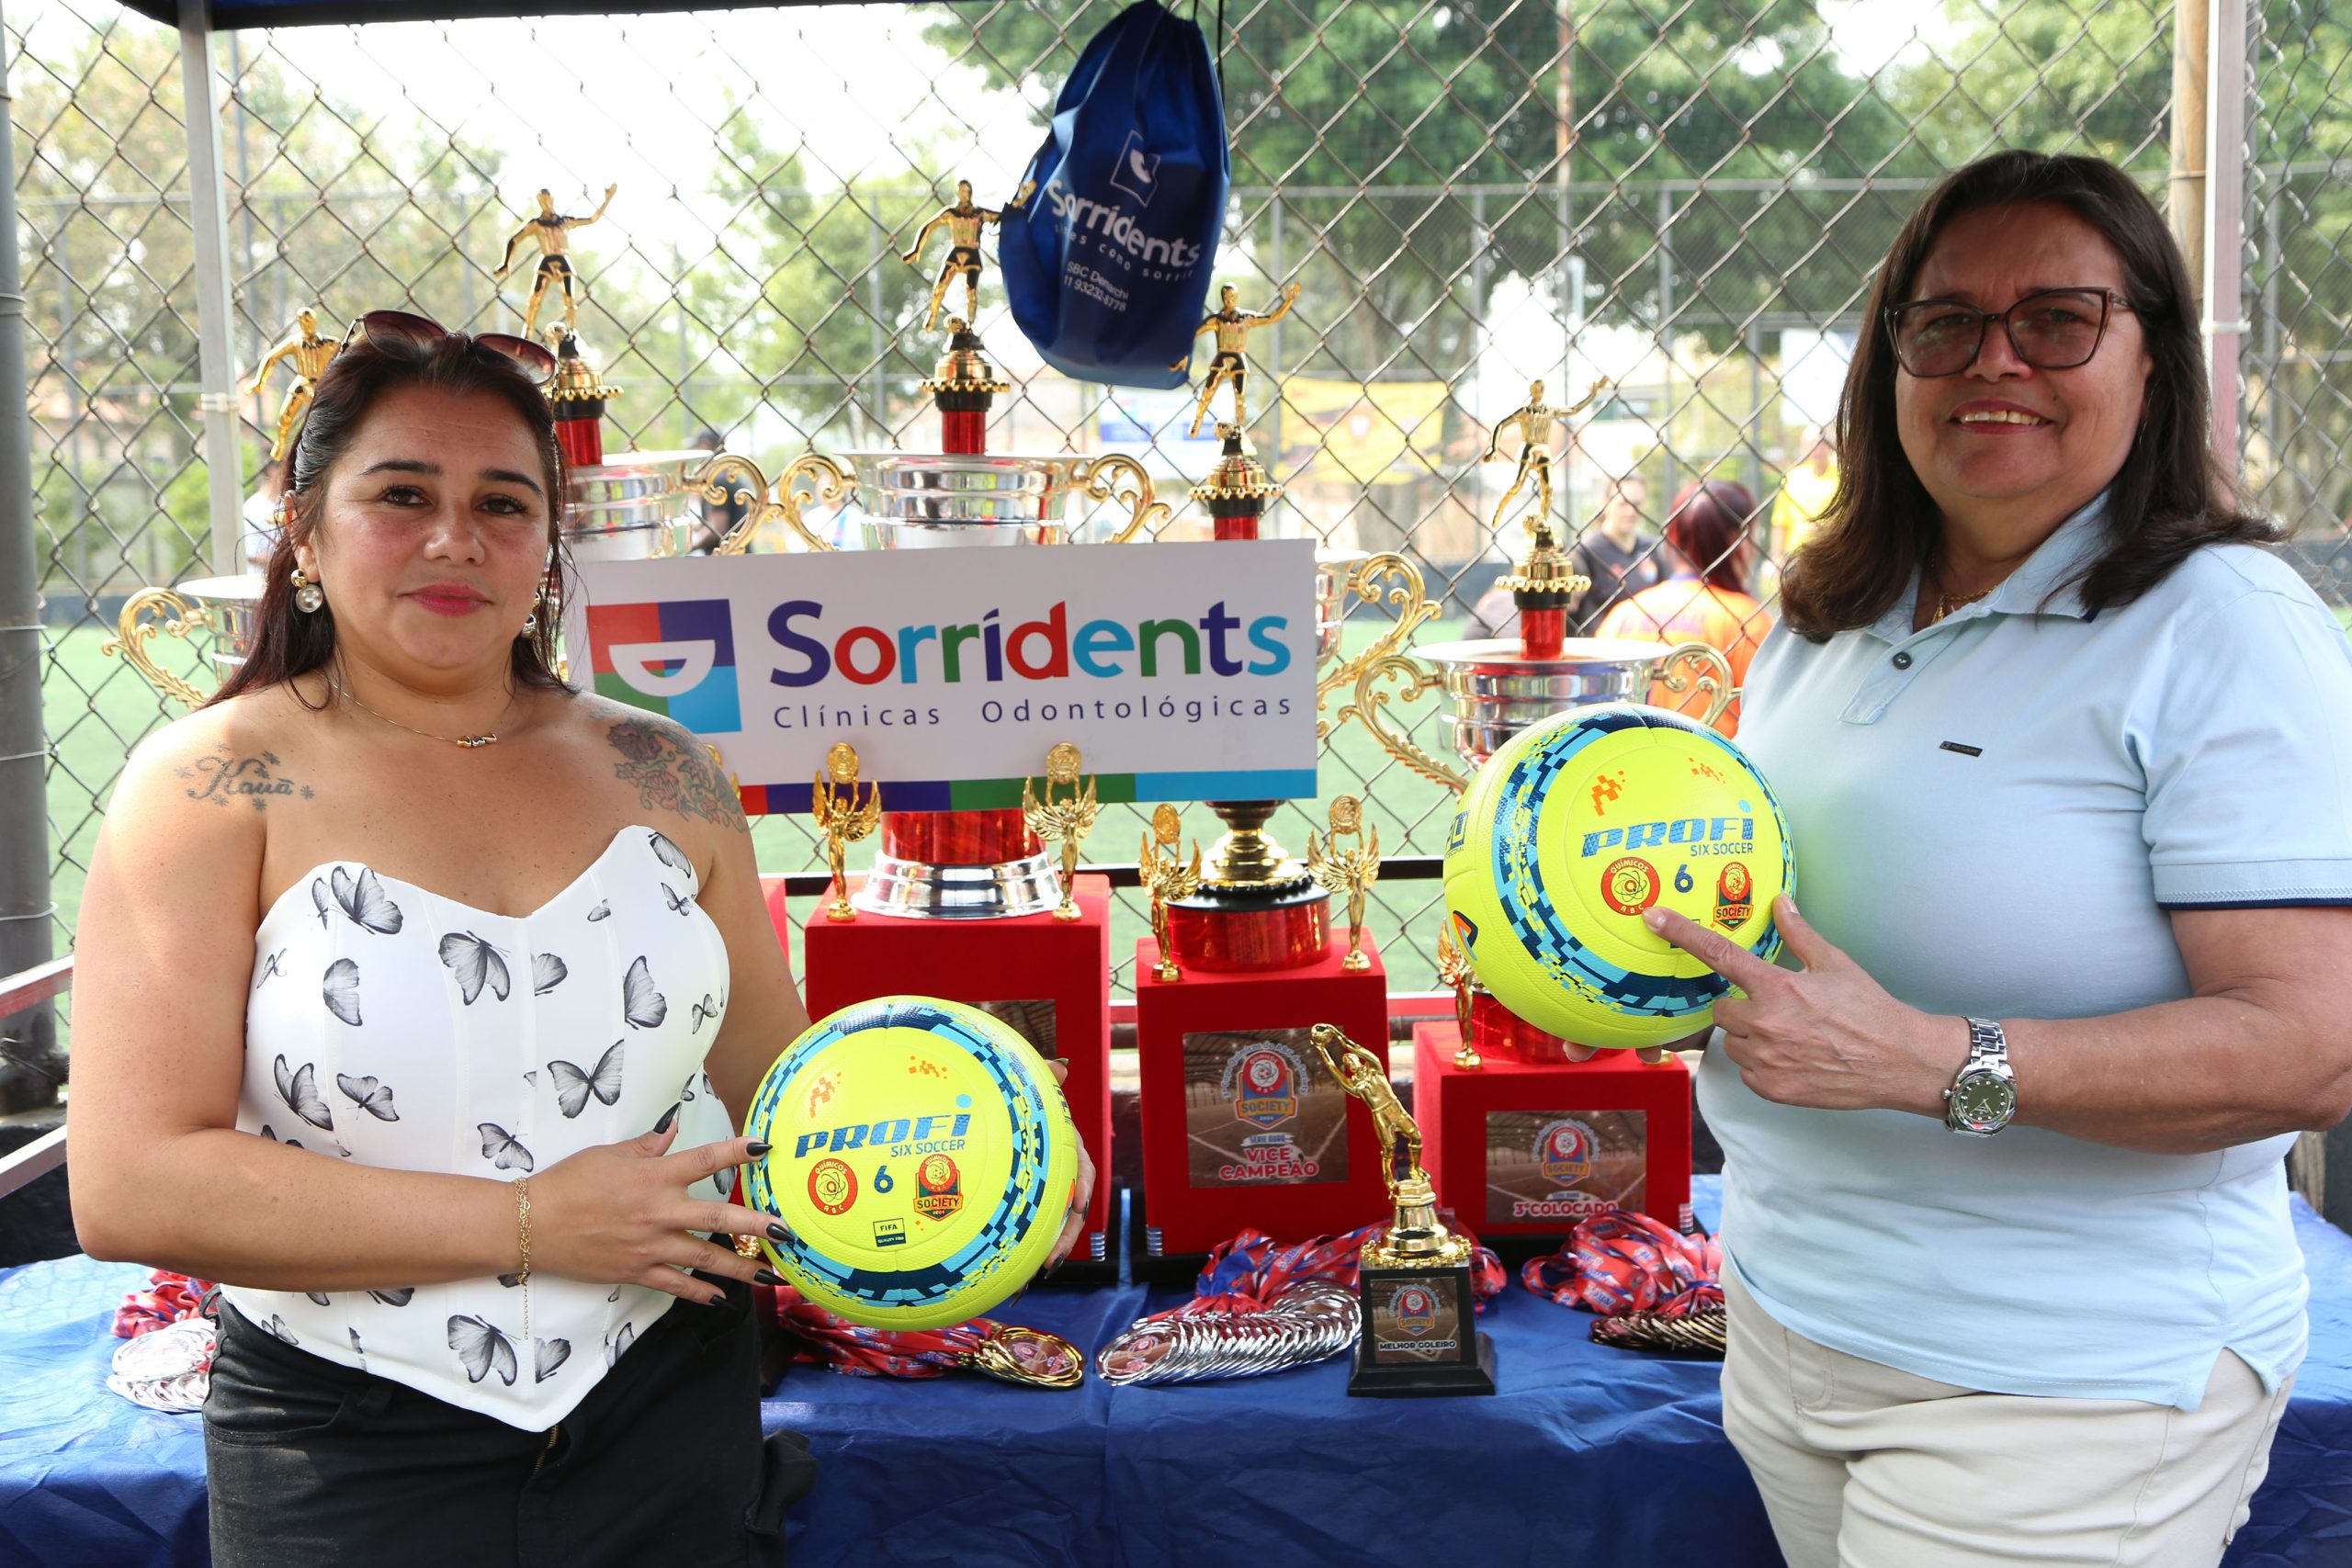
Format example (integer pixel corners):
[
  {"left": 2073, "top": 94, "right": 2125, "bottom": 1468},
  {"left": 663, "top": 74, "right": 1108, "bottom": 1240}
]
[
  {"left": 777, "top": 874, "right": 1114, "bottom": 1265},
  {"left": 1412, "top": 1022, "right": 1691, "bottom": 1242},
  {"left": 1135, "top": 932, "right": 1393, "bottom": 1258}
]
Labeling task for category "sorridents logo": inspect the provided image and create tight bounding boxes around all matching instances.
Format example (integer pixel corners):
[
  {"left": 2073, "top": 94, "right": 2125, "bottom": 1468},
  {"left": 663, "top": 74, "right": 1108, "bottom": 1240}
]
[
  {"left": 589, "top": 598, "right": 741, "bottom": 732},
  {"left": 1040, "top": 175, "right": 1204, "bottom": 270},
  {"left": 1109, "top": 130, "right": 1160, "bottom": 207},
  {"left": 766, "top": 599, "right": 1293, "bottom": 689},
  {"left": 1220, "top": 1042, "right": 1302, "bottom": 1130},
  {"left": 1536, "top": 1118, "right": 1597, "bottom": 1188},
  {"left": 1387, "top": 1283, "right": 1439, "bottom": 1337}
]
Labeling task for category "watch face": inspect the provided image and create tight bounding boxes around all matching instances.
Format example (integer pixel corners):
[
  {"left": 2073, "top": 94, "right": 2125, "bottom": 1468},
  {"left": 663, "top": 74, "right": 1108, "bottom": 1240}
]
[{"left": 1953, "top": 1072, "right": 2017, "bottom": 1132}]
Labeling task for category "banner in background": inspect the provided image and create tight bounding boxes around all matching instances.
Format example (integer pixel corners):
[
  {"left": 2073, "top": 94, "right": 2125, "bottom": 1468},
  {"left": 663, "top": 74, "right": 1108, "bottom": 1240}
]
[
  {"left": 568, "top": 540, "right": 1318, "bottom": 815},
  {"left": 1281, "top": 378, "right": 1452, "bottom": 489}
]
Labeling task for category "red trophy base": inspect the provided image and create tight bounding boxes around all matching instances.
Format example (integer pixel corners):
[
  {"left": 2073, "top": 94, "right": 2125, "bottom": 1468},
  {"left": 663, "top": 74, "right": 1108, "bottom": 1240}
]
[
  {"left": 1164, "top": 885, "right": 1330, "bottom": 973},
  {"left": 1412, "top": 1021, "right": 1691, "bottom": 1244},
  {"left": 781, "top": 874, "right": 1114, "bottom": 1266},
  {"left": 1469, "top": 988, "right": 1580, "bottom": 1063},
  {"left": 1135, "top": 932, "right": 1393, "bottom": 1260}
]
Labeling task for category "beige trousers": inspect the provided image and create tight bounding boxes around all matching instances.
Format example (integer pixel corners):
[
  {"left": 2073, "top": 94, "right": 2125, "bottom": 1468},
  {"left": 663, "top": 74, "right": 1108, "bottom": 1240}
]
[{"left": 1720, "top": 1271, "right": 2296, "bottom": 1568}]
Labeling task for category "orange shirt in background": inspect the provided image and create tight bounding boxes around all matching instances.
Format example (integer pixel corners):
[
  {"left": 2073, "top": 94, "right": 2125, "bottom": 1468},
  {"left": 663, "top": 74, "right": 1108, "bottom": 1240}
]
[{"left": 1593, "top": 575, "right": 1772, "bottom": 736}]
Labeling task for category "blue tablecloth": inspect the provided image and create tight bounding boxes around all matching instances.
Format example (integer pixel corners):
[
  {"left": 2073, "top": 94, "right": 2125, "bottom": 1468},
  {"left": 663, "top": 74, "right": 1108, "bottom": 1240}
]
[{"left": 6, "top": 1179, "right": 2351, "bottom": 1568}]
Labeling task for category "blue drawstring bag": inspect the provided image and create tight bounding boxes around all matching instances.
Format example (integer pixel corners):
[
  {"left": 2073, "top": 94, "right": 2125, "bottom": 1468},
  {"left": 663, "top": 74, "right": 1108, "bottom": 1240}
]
[{"left": 1000, "top": 0, "right": 1228, "bottom": 389}]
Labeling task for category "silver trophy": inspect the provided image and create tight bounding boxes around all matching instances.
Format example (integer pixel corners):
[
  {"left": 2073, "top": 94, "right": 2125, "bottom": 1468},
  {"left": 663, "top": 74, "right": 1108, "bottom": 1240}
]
[{"left": 562, "top": 446, "right": 716, "bottom": 562}]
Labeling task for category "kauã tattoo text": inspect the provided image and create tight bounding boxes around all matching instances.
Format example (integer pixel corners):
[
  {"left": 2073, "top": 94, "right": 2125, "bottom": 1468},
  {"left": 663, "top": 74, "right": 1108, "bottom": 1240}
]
[
  {"left": 606, "top": 718, "right": 747, "bottom": 832},
  {"left": 178, "top": 749, "right": 315, "bottom": 811}
]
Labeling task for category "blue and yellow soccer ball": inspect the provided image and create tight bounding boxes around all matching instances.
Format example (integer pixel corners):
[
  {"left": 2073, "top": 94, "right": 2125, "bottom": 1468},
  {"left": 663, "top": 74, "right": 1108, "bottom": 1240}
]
[
  {"left": 1442, "top": 705, "right": 1792, "bottom": 1050},
  {"left": 744, "top": 997, "right": 1079, "bottom": 1329}
]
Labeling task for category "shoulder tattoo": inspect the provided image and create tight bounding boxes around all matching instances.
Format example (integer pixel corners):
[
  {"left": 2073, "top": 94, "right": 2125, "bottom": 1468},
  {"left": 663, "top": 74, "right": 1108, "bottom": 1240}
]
[
  {"left": 605, "top": 716, "right": 748, "bottom": 833},
  {"left": 176, "top": 747, "right": 314, "bottom": 811}
]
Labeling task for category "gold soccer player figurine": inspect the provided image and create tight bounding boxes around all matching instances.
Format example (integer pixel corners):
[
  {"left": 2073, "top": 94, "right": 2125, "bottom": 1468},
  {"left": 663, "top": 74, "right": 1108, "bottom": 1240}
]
[
  {"left": 1177, "top": 282, "right": 1301, "bottom": 438},
  {"left": 1305, "top": 795, "right": 1381, "bottom": 972},
  {"left": 901, "top": 178, "right": 1027, "bottom": 336},
  {"left": 1481, "top": 377, "right": 1607, "bottom": 535},
  {"left": 1022, "top": 743, "right": 1101, "bottom": 922},
  {"left": 1435, "top": 921, "right": 1480, "bottom": 1070},
  {"left": 1308, "top": 1023, "right": 1426, "bottom": 1213},
  {"left": 1139, "top": 803, "right": 1204, "bottom": 982},
  {"left": 494, "top": 184, "right": 618, "bottom": 340},
  {"left": 241, "top": 308, "right": 342, "bottom": 462},
  {"left": 811, "top": 742, "right": 880, "bottom": 923}
]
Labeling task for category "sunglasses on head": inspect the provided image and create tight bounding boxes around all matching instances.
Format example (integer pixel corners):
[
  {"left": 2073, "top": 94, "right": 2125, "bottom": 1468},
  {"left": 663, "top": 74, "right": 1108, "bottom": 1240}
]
[{"left": 334, "top": 309, "right": 556, "bottom": 386}]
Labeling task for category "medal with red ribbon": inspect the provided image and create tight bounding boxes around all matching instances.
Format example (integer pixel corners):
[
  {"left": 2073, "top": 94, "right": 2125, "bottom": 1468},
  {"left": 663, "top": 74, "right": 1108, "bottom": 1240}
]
[
  {"left": 756, "top": 1283, "right": 1084, "bottom": 1389},
  {"left": 112, "top": 1269, "right": 215, "bottom": 1339},
  {"left": 1521, "top": 1210, "right": 1722, "bottom": 1318},
  {"left": 1159, "top": 1217, "right": 1505, "bottom": 1323}
]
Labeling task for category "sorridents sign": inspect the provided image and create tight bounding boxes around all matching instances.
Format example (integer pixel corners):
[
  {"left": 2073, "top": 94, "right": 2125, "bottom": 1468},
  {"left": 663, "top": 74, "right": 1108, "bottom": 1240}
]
[{"left": 566, "top": 540, "right": 1319, "bottom": 815}]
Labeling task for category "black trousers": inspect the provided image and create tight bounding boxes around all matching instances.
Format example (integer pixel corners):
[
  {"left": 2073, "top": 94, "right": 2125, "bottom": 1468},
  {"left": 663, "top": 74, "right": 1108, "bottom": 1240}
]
[{"left": 203, "top": 1277, "right": 815, "bottom": 1568}]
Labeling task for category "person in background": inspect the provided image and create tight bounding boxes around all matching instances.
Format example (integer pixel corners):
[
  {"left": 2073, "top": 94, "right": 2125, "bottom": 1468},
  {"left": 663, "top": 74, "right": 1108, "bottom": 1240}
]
[
  {"left": 1464, "top": 468, "right": 1669, "bottom": 641},
  {"left": 1594, "top": 478, "right": 1771, "bottom": 735},
  {"left": 1567, "top": 470, "right": 1668, "bottom": 630},
  {"left": 1769, "top": 424, "right": 1839, "bottom": 565},
  {"left": 689, "top": 425, "right": 745, "bottom": 553}
]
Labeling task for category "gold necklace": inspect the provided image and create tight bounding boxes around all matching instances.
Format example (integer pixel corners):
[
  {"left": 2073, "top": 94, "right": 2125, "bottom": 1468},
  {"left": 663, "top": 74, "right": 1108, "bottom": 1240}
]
[
  {"left": 334, "top": 678, "right": 515, "bottom": 750},
  {"left": 1933, "top": 585, "right": 1994, "bottom": 622}
]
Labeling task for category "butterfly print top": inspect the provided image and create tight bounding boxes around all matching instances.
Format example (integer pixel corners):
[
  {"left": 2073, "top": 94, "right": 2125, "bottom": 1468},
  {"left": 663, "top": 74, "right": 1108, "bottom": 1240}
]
[{"left": 230, "top": 825, "right": 733, "bottom": 1428}]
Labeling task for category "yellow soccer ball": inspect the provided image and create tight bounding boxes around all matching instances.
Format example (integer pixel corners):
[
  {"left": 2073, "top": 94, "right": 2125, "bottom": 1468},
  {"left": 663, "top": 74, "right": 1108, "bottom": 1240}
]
[
  {"left": 1442, "top": 705, "right": 1792, "bottom": 1050},
  {"left": 744, "top": 997, "right": 1079, "bottom": 1329}
]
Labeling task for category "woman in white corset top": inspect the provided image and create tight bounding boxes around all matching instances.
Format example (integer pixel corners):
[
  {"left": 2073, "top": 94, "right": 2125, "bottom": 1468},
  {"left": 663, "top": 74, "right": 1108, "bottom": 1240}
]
[{"left": 68, "top": 312, "right": 1089, "bottom": 1564}]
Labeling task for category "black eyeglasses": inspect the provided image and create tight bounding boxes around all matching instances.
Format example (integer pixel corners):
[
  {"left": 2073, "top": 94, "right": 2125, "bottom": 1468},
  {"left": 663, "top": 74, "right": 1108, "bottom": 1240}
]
[
  {"left": 1883, "top": 287, "right": 2138, "bottom": 378},
  {"left": 334, "top": 309, "right": 556, "bottom": 386}
]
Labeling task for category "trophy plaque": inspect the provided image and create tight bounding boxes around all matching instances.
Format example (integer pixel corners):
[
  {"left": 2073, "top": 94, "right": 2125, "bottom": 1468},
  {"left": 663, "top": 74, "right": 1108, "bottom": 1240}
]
[
  {"left": 1411, "top": 1021, "right": 1693, "bottom": 1245},
  {"left": 1308, "top": 1024, "right": 1495, "bottom": 1397}
]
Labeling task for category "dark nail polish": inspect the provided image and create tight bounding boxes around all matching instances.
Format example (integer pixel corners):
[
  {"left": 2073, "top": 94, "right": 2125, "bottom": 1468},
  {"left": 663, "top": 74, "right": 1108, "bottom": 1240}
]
[
  {"left": 754, "top": 1269, "right": 784, "bottom": 1287},
  {"left": 744, "top": 1140, "right": 772, "bottom": 1158},
  {"left": 767, "top": 1223, "right": 792, "bottom": 1243},
  {"left": 652, "top": 1101, "right": 681, "bottom": 1134},
  {"left": 708, "top": 1291, "right": 728, "bottom": 1306}
]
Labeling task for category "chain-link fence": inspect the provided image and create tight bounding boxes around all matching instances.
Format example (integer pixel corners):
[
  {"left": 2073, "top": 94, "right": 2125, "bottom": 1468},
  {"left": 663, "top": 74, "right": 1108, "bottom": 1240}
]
[{"left": 12, "top": 0, "right": 2350, "bottom": 1006}]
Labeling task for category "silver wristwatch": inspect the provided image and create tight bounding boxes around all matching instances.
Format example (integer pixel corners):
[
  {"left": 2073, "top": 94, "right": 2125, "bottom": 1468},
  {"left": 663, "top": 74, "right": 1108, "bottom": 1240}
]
[{"left": 1943, "top": 1017, "right": 2017, "bottom": 1136}]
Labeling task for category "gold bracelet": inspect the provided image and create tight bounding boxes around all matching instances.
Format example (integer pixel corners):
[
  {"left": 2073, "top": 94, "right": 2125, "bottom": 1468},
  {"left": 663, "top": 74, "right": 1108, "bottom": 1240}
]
[
  {"left": 513, "top": 1173, "right": 533, "bottom": 1285},
  {"left": 514, "top": 1175, "right": 533, "bottom": 1348}
]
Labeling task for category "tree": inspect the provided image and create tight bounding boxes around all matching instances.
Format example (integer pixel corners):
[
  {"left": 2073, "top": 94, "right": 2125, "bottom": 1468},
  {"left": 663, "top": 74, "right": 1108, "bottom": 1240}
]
[
  {"left": 634, "top": 98, "right": 935, "bottom": 456},
  {"left": 927, "top": 0, "right": 1911, "bottom": 373}
]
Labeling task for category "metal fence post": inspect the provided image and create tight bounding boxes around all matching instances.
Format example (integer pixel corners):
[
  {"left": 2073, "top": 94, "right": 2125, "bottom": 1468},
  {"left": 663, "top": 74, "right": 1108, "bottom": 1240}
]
[
  {"left": 2202, "top": 0, "right": 2248, "bottom": 467},
  {"left": 177, "top": 0, "right": 245, "bottom": 575},
  {"left": 1657, "top": 185, "right": 1676, "bottom": 504},
  {"left": 0, "top": 3, "right": 57, "bottom": 1111}
]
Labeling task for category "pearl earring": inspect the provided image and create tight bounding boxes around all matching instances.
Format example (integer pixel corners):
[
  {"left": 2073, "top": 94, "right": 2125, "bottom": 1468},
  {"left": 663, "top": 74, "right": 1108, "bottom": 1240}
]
[{"left": 291, "top": 566, "right": 324, "bottom": 615}]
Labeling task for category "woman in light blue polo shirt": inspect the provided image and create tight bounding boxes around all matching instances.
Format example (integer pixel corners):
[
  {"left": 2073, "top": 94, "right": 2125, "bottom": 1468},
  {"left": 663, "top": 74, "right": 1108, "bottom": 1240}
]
[{"left": 1646, "top": 151, "right": 2352, "bottom": 1565}]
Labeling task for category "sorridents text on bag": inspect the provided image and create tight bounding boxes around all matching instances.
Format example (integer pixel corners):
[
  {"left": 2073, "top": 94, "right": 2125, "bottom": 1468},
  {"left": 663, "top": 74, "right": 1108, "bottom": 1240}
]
[{"left": 1043, "top": 178, "right": 1205, "bottom": 275}]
